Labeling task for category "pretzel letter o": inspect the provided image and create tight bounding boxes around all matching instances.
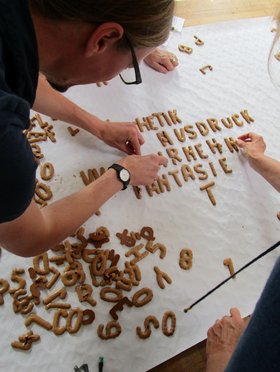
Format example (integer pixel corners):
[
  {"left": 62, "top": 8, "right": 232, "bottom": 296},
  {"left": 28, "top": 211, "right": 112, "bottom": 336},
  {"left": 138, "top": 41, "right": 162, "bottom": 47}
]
[{"left": 132, "top": 288, "right": 153, "bottom": 307}]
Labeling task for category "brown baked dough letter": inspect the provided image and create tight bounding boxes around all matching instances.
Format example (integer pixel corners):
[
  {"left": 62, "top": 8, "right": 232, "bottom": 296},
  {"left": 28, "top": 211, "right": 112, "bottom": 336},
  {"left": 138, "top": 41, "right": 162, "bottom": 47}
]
[
  {"left": 179, "top": 248, "right": 193, "bottom": 270},
  {"left": 97, "top": 321, "right": 122, "bottom": 340},
  {"left": 132, "top": 288, "right": 153, "bottom": 307},
  {"left": 136, "top": 315, "right": 160, "bottom": 339},
  {"left": 162, "top": 311, "right": 176, "bottom": 337},
  {"left": 0, "top": 278, "right": 10, "bottom": 305}
]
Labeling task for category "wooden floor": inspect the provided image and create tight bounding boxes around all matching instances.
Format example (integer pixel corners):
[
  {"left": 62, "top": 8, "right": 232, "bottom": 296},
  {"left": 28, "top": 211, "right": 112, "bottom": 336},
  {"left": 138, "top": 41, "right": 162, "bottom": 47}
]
[
  {"left": 150, "top": 1, "right": 279, "bottom": 371},
  {"left": 174, "top": 0, "right": 280, "bottom": 26}
]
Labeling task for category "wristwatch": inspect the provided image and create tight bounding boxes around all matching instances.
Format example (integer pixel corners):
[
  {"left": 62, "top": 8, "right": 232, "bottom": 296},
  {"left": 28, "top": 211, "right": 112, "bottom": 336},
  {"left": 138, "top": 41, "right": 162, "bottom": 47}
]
[{"left": 108, "top": 163, "right": 131, "bottom": 190}]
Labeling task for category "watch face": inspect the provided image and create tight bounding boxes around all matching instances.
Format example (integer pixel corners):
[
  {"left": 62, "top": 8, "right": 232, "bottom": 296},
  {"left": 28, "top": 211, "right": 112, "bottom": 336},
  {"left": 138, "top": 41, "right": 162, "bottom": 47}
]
[{"left": 120, "top": 169, "right": 130, "bottom": 182}]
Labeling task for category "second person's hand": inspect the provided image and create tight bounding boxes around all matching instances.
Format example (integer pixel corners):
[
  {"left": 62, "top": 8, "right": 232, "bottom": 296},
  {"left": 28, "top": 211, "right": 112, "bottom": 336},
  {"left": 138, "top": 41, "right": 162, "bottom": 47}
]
[
  {"left": 236, "top": 132, "right": 266, "bottom": 165},
  {"left": 144, "top": 48, "right": 179, "bottom": 74}
]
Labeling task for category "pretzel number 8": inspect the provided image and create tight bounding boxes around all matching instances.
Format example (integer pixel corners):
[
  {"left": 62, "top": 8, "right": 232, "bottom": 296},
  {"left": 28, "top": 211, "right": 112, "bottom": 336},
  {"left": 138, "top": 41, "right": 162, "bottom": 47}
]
[{"left": 179, "top": 248, "right": 193, "bottom": 270}]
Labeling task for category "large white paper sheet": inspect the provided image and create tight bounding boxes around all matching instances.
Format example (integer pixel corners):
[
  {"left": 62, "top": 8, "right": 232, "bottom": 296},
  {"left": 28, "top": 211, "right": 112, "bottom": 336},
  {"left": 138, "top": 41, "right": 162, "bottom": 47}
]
[{"left": 0, "top": 17, "right": 280, "bottom": 372}]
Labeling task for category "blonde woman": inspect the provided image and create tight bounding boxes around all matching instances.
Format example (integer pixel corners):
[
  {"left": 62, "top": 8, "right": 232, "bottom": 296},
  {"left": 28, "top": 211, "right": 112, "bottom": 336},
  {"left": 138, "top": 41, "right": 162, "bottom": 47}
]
[{"left": 206, "top": 11, "right": 280, "bottom": 372}]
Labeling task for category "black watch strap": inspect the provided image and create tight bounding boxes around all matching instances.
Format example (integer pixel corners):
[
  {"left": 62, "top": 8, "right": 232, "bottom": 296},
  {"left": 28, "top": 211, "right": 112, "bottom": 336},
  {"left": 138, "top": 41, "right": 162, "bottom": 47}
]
[{"left": 108, "top": 163, "right": 131, "bottom": 190}]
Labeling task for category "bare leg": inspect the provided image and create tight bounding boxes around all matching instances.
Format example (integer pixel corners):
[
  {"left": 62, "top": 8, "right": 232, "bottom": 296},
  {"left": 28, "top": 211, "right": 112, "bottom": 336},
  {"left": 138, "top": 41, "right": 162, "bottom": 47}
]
[{"left": 206, "top": 308, "right": 249, "bottom": 372}]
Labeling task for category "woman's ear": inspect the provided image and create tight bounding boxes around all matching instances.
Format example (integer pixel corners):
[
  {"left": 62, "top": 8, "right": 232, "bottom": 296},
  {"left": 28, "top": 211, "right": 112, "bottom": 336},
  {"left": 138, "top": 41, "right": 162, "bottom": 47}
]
[{"left": 85, "top": 22, "right": 124, "bottom": 57}]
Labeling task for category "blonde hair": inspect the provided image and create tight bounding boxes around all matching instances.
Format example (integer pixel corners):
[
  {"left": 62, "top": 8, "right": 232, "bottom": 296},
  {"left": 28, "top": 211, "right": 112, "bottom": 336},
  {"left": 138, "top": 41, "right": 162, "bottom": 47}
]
[
  {"left": 30, "top": 0, "right": 175, "bottom": 49},
  {"left": 268, "top": 8, "right": 280, "bottom": 84}
]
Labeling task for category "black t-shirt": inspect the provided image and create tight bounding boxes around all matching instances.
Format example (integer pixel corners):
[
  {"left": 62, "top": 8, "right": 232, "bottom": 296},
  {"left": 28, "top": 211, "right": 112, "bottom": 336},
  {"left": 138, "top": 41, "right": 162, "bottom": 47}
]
[{"left": 0, "top": 0, "right": 39, "bottom": 222}]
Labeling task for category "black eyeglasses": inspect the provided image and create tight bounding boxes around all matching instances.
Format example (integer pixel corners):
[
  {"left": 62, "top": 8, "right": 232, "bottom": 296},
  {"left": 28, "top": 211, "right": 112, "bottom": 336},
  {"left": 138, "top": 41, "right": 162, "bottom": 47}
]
[{"left": 119, "top": 34, "right": 142, "bottom": 85}]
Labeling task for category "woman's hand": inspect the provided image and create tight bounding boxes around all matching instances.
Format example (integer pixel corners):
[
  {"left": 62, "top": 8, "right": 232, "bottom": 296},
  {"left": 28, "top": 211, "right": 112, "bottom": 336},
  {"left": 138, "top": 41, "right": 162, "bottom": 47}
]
[
  {"left": 236, "top": 132, "right": 266, "bottom": 165},
  {"left": 144, "top": 48, "right": 179, "bottom": 74}
]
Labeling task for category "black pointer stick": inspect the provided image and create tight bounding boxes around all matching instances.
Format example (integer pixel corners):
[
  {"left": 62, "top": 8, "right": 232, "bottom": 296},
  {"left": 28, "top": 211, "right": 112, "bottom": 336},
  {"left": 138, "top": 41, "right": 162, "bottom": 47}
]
[{"left": 184, "top": 241, "right": 280, "bottom": 313}]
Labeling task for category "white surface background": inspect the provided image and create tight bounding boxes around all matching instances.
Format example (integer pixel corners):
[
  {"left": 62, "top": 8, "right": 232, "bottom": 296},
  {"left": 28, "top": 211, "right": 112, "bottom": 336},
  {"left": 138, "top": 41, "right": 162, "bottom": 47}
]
[{"left": 0, "top": 17, "right": 280, "bottom": 372}]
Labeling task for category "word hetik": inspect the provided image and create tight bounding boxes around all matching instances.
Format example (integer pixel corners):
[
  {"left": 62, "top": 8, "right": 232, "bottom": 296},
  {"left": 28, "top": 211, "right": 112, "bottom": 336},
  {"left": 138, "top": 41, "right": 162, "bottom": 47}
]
[{"left": 133, "top": 109, "right": 254, "bottom": 206}]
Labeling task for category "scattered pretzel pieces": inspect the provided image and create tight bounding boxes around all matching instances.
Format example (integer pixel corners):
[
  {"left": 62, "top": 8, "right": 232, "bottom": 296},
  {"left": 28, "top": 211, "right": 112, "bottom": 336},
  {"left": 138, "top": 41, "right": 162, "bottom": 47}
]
[
  {"left": 100, "top": 287, "right": 123, "bottom": 303},
  {"left": 49, "top": 254, "right": 66, "bottom": 266},
  {"left": 9, "top": 268, "right": 26, "bottom": 295},
  {"left": 31, "top": 144, "right": 44, "bottom": 162},
  {"left": 43, "top": 287, "right": 67, "bottom": 306},
  {"left": 11, "top": 330, "right": 40, "bottom": 351},
  {"left": 140, "top": 226, "right": 155, "bottom": 241},
  {"left": 12, "top": 289, "right": 33, "bottom": 314},
  {"left": 62, "top": 262, "right": 85, "bottom": 286},
  {"left": 178, "top": 44, "right": 193, "bottom": 54},
  {"left": 82, "top": 309, "right": 95, "bottom": 325},
  {"left": 76, "top": 284, "right": 97, "bottom": 307},
  {"left": 82, "top": 248, "right": 99, "bottom": 263},
  {"left": 33, "top": 194, "right": 48, "bottom": 208},
  {"left": 223, "top": 258, "right": 236, "bottom": 278},
  {"left": 154, "top": 266, "right": 172, "bottom": 289},
  {"left": 25, "top": 313, "right": 53, "bottom": 331},
  {"left": 53, "top": 309, "right": 68, "bottom": 336},
  {"left": 33, "top": 253, "right": 50, "bottom": 275},
  {"left": 136, "top": 315, "right": 160, "bottom": 339},
  {"left": 96, "top": 81, "right": 108, "bottom": 88},
  {"left": 125, "top": 244, "right": 149, "bottom": 265},
  {"left": 103, "top": 266, "right": 120, "bottom": 285},
  {"left": 115, "top": 274, "right": 133, "bottom": 292},
  {"left": 64, "top": 240, "right": 75, "bottom": 265},
  {"left": 28, "top": 267, "right": 37, "bottom": 280},
  {"left": 116, "top": 263, "right": 140, "bottom": 291},
  {"left": 88, "top": 226, "right": 110, "bottom": 248},
  {"left": 109, "top": 297, "right": 133, "bottom": 320},
  {"left": 200, "top": 181, "right": 216, "bottom": 206},
  {"left": 116, "top": 229, "right": 136, "bottom": 247},
  {"left": 200, "top": 65, "right": 213, "bottom": 75},
  {"left": 194, "top": 35, "right": 204, "bottom": 46},
  {"left": 146, "top": 241, "right": 166, "bottom": 259},
  {"left": 66, "top": 308, "right": 83, "bottom": 334},
  {"left": 45, "top": 302, "right": 71, "bottom": 310},
  {"left": 277, "top": 211, "right": 280, "bottom": 221},
  {"left": 67, "top": 126, "right": 80, "bottom": 137},
  {"left": 0, "top": 278, "right": 10, "bottom": 305},
  {"left": 40, "top": 162, "right": 55, "bottom": 181},
  {"left": 29, "top": 275, "right": 48, "bottom": 301},
  {"left": 179, "top": 248, "right": 193, "bottom": 271},
  {"left": 5, "top": 225, "right": 179, "bottom": 348},
  {"left": 162, "top": 311, "right": 176, "bottom": 337},
  {"left": 71, "top": 235, "right": 88, "bottom": 260},
  {"left": 46, "top": 267, "right": 61, "bottom": 290},
  {"left": 30, "top": 278, "right": 47, "bottom": 303},
  {"left": 132, "top": 288, "right": 153, "bottom": 308},
  {"left": 97, "top": 321, "right": 122, "bottom": 340},
  {"left": 124, "top": 262, "right": 141, "bottom": 286},
  {"left": 274, "top": 52, "right": 280, "bottom": 61},
  {"left": 90, "top": 252, "right": 107, "bottom": 276},
  {"left": 35, "top": 182, "right": 53, "bottom": 202}
]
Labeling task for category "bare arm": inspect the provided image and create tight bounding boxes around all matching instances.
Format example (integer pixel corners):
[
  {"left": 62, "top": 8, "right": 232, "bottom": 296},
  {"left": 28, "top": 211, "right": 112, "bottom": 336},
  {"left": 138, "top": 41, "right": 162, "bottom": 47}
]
[
  {"left": 236, "top": 133, "right": 280, "bottom": 192},
  {"left": 33, "top": 74, "right": 103, "bottom": 136},
  {"left": 33, "top": 74, "right": 145, "bottom": 155},
  {"left": 0, "top": 154, "right": 168, "bottom": 257}
]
